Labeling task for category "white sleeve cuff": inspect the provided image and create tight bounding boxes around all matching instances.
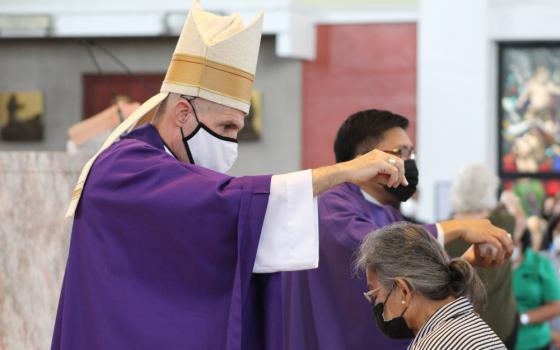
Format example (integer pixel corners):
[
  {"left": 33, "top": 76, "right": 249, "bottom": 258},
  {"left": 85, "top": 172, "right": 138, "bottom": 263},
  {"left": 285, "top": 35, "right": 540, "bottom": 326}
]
[
  {"left": 436, "top": 223, "right": 445, "bottom": 247},
  {"left": 252, "top": 169, "right": 319, "bottom": 273}
]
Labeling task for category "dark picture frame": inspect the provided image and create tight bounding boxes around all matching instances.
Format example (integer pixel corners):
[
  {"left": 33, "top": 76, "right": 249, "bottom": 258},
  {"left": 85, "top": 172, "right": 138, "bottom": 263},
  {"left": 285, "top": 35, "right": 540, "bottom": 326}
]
[
  {"left": 0, "top": 91, "right": 44, "bottom": 141},
  {"left": 498, "top": 42, "right": 560, "bottom": 180}
]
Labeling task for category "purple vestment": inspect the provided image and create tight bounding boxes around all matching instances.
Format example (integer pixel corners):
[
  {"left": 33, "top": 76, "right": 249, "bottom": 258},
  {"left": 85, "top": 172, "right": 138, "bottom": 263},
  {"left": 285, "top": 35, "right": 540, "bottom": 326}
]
[
  {"left": 51, "top": 124, "right": 280, "bottom": 350},
  {"left": 283, "top": 183, "right": 437, "bottom": 350}
]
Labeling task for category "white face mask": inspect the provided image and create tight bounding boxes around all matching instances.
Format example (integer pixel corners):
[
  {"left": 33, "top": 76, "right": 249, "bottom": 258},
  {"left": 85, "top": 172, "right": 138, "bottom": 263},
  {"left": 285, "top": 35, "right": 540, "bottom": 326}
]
[{"left": 182, "top": 123, "right": 238, "bottom": 173}]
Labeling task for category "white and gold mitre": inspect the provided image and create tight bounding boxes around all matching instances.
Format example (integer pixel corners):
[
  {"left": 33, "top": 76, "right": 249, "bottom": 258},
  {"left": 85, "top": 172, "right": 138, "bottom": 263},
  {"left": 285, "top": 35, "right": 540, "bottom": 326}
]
[
  {"left": 162, "top": 0, "right": 263, "bottom": 113},
  {"left": 65, "top": 1, "right": 264, "bottom": 218}
]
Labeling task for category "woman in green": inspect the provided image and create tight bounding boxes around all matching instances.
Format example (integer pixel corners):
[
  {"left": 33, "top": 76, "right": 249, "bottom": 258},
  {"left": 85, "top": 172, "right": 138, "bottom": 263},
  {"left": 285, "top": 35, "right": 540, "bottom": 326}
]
[{"left": 513, "top": 228, "right": 560, "bottom": 350}]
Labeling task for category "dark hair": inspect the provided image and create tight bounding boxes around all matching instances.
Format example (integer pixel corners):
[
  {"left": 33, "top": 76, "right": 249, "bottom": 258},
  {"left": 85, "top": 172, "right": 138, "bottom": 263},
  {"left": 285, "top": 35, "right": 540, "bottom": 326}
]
[
  {"left": 520, "top": 228, "right": 532, "bottom": 252},
  {"left": 356, "top": 222, "right": 487, "bottom": 310},
  {"left": 541, "top": 214, "right": 560, "bottom": 250},
  {"left": 334, "top": 109, "right": 409, "bottom": 163}
]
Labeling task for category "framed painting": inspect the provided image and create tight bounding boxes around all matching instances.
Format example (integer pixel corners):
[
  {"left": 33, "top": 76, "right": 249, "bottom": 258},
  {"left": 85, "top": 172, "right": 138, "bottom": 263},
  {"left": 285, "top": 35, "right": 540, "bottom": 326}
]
[
  {"left": 0, "top": 91, "right": 44, "bottom": 141},
  {"left": 498, "top": 42, "right": 560, "bottom": 179}
]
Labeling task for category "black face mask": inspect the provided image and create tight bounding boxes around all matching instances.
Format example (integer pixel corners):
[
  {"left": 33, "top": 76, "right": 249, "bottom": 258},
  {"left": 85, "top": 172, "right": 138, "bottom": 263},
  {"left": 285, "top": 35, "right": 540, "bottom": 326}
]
[
  {"left": 373, "top": 285, "right": 415, "bottom": 339},
  {"left": 384, "top": 159, "right": 418, "bottom": 203}
]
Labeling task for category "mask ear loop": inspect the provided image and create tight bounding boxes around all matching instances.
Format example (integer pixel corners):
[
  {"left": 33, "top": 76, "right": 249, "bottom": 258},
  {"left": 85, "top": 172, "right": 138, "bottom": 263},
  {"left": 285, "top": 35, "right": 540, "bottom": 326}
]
[
  {"left": 383, "top": 283, "right": 396, "bottom": 304},
  {"left": 379, "top": 283, "right": 396, "bottom": 320},
  {"left": 181, "top": 95, "right": 200, "bottom": 124},
  {"left": 383, "top": 282, "right": 409, "bottom": 317},
  {"left": 178, "top": 95, "right": 200, "bottom": 164}
]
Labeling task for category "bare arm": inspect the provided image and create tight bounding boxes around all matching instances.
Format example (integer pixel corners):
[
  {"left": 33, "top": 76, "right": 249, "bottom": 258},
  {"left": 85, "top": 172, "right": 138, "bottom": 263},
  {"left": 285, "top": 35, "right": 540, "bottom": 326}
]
[
  {"left": 312, "top": 149, "right": 407, "bottom": 196},
  {"left": 526, "top": 301, "right": 560, "bottom": 324}
]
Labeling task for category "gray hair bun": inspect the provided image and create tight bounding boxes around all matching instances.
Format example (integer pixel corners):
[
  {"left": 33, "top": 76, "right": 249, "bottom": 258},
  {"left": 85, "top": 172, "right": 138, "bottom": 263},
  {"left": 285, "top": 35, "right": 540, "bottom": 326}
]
[{"left": 448, "top": 258, "right": 486, "bottom": 309}]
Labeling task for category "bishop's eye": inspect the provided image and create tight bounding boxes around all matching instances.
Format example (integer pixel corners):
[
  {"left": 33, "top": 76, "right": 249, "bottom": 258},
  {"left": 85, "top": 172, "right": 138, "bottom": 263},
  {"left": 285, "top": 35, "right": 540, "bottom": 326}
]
[{"left": 223, "top": 123, "right": 237, "bottom": 132}]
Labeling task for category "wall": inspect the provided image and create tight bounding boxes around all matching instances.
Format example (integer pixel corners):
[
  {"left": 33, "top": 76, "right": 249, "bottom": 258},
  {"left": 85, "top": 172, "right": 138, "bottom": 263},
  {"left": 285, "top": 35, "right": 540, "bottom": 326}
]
[
  {"left": 0, "top": 152, "right": 89, "bottom": 350},
  {"left": 0, "top": 37, "right": 302, "bottom": 175},
  {"left": 300, "top": 0, "right": 416, "bottom": 7},
  {"left": 416, "top": 0, "right": 489, "bottom": 222},
  {"left": 230, "top": 38, "right": 302, "bottom": 176},
  {"left": 0, "top": 37, "right": 173, "bottom": 151},
  {"left": 417, "top": 0, "right": 560, "bottom": 222},
  {"left": 301, "top": 23, "right": 417, "bottom": 169}
]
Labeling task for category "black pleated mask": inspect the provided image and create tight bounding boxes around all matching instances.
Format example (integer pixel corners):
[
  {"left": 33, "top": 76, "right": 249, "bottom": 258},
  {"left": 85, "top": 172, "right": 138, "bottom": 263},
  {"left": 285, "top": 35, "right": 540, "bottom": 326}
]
[{"left": 384, "top": 159, "right": 418, "bottom": 203}]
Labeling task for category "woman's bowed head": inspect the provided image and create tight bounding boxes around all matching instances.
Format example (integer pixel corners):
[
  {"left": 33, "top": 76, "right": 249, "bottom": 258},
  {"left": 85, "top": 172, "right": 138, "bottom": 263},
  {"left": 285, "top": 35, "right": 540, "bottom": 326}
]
[{"left": 356, "top": 222, "right": 486, "bottom": 338}]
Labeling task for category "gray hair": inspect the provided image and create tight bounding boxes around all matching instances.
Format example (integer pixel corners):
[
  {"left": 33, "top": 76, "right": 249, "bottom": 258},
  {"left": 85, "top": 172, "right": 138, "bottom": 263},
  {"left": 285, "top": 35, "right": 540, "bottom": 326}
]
[
  {"left": 451, "top": 164, "right": 499, "bottom": 214},
  {"left": 356, "top": 222, "right": 486, "bottom": 309},
  {"left": 154, "top": 93, "right": 200, "bottom": 120}
]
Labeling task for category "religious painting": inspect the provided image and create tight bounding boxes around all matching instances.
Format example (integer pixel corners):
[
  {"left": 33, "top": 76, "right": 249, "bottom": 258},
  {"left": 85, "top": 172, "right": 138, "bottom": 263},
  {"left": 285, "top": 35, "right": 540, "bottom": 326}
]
[
  {"left": 498, "top": 43, "right": 560, "bottom": 178},
  {"left": 503, "top": 178, "right": 560, "bottom": 216},
  {"left": 238, "top": 90, "right": 262, "bottom": 141},
  {"left": 0, "top": 91, "right": 44, "bottom": 141}
]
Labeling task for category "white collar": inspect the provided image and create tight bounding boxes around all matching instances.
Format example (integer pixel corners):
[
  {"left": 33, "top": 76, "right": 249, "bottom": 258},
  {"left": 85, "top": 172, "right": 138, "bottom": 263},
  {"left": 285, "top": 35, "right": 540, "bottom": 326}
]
[
  {"left": 360, "top": 189, "right": 383, "bottom": 206},
  {"left": 163, "top": 145, "right": 176, "bottom": 159}
]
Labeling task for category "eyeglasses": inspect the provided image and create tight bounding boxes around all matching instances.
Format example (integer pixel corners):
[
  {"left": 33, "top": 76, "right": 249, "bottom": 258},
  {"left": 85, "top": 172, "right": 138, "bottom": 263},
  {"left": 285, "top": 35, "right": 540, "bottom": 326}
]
[
  {"left": 380, "top": 148, "right": 415, "bottom": 160},
  {"left": 363, "top": 283, "right": 395, "bottom": 305},
  {"left": 363, "top": 288, "right": 379, "bottom": 305},
  {"left": 363, "top": 285, "right": 386, "bottom": 305}
]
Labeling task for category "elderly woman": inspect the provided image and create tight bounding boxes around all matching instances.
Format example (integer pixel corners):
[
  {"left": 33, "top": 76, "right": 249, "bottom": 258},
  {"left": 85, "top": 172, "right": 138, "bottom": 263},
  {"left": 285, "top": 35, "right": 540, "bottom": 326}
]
[{"left": 357, "top": 222, "right": 505, "bottom": 349}]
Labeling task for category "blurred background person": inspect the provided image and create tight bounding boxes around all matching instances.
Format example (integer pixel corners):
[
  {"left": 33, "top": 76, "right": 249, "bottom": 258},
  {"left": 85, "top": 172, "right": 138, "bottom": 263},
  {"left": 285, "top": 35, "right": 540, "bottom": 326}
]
[
  {"left": 541, "top": 213, "right": 560, "bottom": 349},
  {"left": 512, "top": 225, "right": 560, "bottom": 350},
  {"left": 500, "top": 191, "right": 528, "bottom": 243},
  {"left": 540, "top": 194, "right": 560, "bottom": 250},
  {"left": 446, "top": 164, "right": 518, "bottom": 349}
]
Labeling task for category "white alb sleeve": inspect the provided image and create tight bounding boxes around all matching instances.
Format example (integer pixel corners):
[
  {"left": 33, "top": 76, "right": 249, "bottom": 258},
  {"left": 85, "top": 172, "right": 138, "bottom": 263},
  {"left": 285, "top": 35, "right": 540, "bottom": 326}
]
[{"left": 252, "top": 169, "right": 319, "bottom": 273}]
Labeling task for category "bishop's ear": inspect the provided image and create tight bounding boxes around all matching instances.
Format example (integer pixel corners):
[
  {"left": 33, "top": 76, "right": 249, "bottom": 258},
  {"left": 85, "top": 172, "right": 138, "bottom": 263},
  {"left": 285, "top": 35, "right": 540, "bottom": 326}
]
[{"left": 172, "top": 98, "right": 193, "bottom": 128}]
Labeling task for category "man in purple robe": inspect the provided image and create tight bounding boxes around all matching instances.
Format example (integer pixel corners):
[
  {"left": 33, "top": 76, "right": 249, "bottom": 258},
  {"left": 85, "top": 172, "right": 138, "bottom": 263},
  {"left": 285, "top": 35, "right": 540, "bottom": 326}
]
[
  {"left": 283, "top": 109, "right": 512, "bottom": 350},
  {"left": 51, "top": 4, "right": 426, "bottom": 350}
]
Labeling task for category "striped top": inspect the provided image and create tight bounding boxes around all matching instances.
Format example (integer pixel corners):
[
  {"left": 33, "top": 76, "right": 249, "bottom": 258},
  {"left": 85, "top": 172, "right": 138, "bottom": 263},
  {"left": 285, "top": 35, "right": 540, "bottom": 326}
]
[{"left": 408, "top": 297, "right": 506, "bottom": 350}]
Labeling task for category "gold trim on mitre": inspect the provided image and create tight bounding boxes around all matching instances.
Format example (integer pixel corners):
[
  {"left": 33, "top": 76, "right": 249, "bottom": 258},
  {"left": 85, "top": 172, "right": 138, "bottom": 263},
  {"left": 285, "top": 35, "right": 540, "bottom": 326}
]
[{"left": 163, "top": 53, "right": 254, "bottom": 104}]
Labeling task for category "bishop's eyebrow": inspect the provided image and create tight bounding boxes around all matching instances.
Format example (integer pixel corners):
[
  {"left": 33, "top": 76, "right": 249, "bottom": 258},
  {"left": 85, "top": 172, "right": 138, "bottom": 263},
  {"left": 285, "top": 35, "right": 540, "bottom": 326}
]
[
  {"left": 224, "top": 117, "right": 243, "bottom": 129},
  {"left": 220, "top": 120, "right": 241, "bottom": 130}
]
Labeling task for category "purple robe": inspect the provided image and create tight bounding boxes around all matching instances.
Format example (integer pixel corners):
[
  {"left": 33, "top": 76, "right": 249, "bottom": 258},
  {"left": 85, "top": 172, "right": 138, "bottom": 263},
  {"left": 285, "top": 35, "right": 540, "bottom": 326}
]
[
  {"left": 283, "top": 183, "right": 437, "bottom": 350},
  {"left": 51, "top": 124, "right": 281, "bottom": 350}
]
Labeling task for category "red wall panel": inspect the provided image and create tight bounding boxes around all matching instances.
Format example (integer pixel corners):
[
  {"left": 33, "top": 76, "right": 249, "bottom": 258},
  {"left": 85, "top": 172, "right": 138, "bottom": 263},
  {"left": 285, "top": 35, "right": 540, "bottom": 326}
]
[
  {"left": 302, "top": 24, "right": 417, "bottom": 168},
  {"left": 83, "top": 73, "right": 164, "bottom": 119}
]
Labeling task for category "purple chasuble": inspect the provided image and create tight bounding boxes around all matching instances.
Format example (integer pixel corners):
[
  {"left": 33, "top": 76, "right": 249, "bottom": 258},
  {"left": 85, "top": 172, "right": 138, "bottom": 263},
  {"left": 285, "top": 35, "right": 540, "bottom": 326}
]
[
  {"left": 282, "top": 183, "right": 437, "bottom": 350},
  {"left": 51, "top": 124, "right": 281, "bottom": 350}
]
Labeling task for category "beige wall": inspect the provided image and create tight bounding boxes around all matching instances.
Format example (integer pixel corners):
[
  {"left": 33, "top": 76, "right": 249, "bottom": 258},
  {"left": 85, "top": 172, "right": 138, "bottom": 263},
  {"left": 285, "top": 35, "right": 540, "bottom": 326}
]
[{"left": 298, "top": 0, "right": 416, "bottom": 6}]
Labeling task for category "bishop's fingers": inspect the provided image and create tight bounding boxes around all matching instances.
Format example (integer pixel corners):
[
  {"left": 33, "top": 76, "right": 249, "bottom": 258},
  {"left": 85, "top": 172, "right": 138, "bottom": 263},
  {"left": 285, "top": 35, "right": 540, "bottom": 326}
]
[{"left": 385, "top": 156, "right": 407, "bottom": 188}]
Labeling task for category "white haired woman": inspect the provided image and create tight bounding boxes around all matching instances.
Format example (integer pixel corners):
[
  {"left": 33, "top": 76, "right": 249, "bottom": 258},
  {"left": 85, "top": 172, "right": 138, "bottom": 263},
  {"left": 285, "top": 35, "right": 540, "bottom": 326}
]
[
  {"left": 447, "top": 164, "right": 519, "bottom": 349},
  {"left": 357, "top": 222, "right": 505, "bottom": 350}
]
